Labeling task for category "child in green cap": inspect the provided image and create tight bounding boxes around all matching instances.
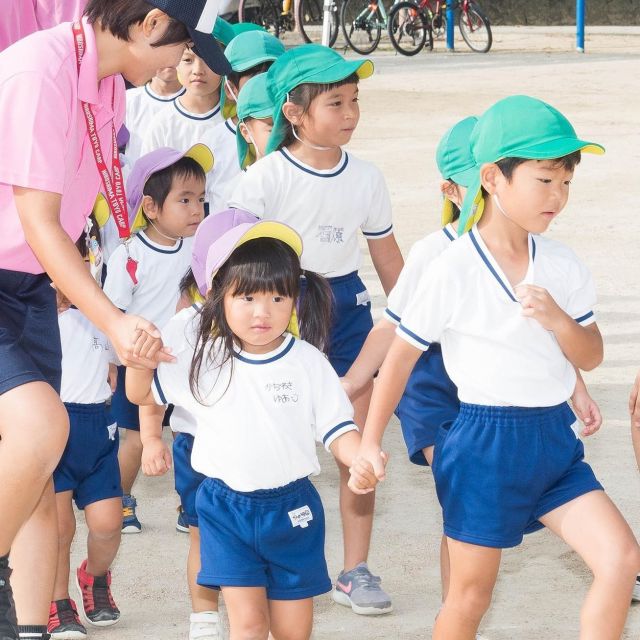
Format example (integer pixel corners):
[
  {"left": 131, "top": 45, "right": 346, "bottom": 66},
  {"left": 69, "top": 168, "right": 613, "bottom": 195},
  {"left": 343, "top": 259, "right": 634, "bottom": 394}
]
[
  {"left": 229, "top": 43, "right": 403, "bottom": 616},
  {"left": 342, "top": 113, "right": 604, "bottom": 616},
  {"left": 235, "top": 72, "right": 274, "bottom": 169},
  {"left": 351, "top": 95, "right": 640, "bottom": 638},
  {"left": 206, "top": 31, "right": 285, "bottom": 213}
]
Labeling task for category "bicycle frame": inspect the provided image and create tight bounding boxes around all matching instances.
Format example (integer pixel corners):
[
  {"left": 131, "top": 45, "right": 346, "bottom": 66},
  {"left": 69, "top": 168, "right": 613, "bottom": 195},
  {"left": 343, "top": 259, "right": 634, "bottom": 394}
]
[{"left": 352, "top": 0, "right": 389, "bottom": 27}]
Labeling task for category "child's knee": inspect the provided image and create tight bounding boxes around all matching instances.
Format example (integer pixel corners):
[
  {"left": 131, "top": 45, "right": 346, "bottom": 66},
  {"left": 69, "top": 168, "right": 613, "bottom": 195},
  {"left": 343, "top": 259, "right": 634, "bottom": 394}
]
[
  {"left": 447, "top": 582, "right": 493, "bottom": 620},
  {"left": 593, "top": 537, "right": 640, "bottom": 581},
  {"left": 231, "top": 614, "right": 269, "bottom": 640}
]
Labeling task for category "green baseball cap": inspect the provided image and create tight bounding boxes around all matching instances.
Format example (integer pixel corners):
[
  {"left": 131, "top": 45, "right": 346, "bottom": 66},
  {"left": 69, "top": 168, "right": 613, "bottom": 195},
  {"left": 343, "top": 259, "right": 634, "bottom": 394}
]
[
  {"left": 236, "top": 73, "right": 274, "bottom": 169},
  {"left": 213, "top": 18, "right": 264, "bottom": 47},
  {"left": 225, "top": 31, "right": 285, "bottom": 73},
  {"left": 458, "top": 95, "right": 605, "bottom": 235},
  {"left": 436, "top": 115, "right": 478, "bottom": 226},
  {"left": 265, "top": 44, "right": 374, "bottom": 154}
]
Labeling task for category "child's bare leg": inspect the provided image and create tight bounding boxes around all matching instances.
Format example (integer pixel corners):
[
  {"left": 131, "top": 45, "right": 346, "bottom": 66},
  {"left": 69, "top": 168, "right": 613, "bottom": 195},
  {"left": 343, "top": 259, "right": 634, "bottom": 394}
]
[
  {"left": 433, "top": 538, "right": 501, "bottom": 640},
  {"left": 52, "top": 491, "right": 75, "bottom": 600},
  {"left": 539, "top": 491, "right": 640, "bottom": 640},
  {"left": 0, "top": 382, "right": 68, "bottom": 554},
  {"left": 338, "top": 381, "right": 374, "bottom": 570},
  {"left": 222, "top": 586, "right": 270, "bottom": 640},
  {"left": 269, "top": 598, "right": 313, "bottom": 640},
  {"left": 188, "top": 526, "right": 219, "bottom": 612},
  {"left": 84, "top": 498, "right": 122, "bottom": 576},
  {"left": 11, "top": 479, "right": 60, "bottom": 625},
  {"left": 422, "top": 445, "right": 451, "bottom": 602},
  {"left": 118, "top": 429, "right": 142, "bottom": 495},
  {"left": 631, "top": 422, "right": 640, "bottom": 472}
]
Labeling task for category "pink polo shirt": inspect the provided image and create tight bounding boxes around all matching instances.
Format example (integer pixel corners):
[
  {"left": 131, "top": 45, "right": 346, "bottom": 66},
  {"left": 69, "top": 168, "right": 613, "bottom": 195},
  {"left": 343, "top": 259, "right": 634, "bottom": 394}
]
[
  {"left": 0, "top": 1, "right": 38, "bottom": 52},
  {"left": 0, "top": 17, "right": 125, "bottom": 274},
  {"left": 36, "top": 1, "right": 88, "bottom": 30}
]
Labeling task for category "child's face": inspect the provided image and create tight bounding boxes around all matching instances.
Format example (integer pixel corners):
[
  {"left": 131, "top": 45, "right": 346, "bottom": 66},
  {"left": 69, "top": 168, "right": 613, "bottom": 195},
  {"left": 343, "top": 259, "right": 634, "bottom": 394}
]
[
  {"left": 177, "top": 49, "right": 221, "bottom": 98},
  {"left": 239, "top": 118, "right": 274, "bottom": 159},
  {"left": 146, "top": 174, "right": 206, "bottom": 239},
  {"left": 223, "top": 289, "right": 294, "bottom": 354},
  {"left": 290, "top": 82, "right": 360, "bottom": 148},
  {"left": 487, "top": 159, "right": 573, "bottom": 234}
]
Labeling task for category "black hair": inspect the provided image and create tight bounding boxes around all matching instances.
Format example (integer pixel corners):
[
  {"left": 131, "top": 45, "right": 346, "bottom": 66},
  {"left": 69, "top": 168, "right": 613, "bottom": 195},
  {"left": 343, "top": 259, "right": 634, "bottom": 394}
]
[
  {"left": 480, "top": 151, "right": 582, "bottom": 198},
  {"left": 276, "top": 73, "right": 360, "bottom": 150},
  {"left": 84, "top": 0, "right": 190, "bottom": 48},
  {"left": 449, "top": 203, "right": 460, "bottom": 223},
  {"left": 189, "top": 237, "right": 332, "bottom": 403},
  {"left": 75, "top": 213, "right": 101, "bottom": 258},
  {"left": 226, "top": 61, "right": 273, "bottom": 94},
  {"left": 179, "top": 267, "right": 198, "bottom": 297},
  {"left": 143, "top": 156, "right": 206, "bottom": 213}
]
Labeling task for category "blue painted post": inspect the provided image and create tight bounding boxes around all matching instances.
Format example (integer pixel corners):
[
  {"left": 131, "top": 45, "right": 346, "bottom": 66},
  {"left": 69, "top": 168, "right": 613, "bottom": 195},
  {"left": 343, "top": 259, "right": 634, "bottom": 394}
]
[
  {"left": 446, "top": 0, "right": 455, "bottom": 50},
  {"left": 576, "top": 0, "right": 585, "bottom": 52}
]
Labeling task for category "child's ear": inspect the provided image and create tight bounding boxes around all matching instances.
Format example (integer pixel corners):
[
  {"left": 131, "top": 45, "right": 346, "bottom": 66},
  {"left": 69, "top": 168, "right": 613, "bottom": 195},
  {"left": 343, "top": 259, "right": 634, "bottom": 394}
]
[
  {"left": 142, "top": 195, "right": 159, "bottom": 221},
  {"left": 480, "top": 162, "right": 502, "bottom": 195},
  {"left": 441, "top": 180, "right": 464, "bottom": 208},
  {"left": 282, "top": 101, "right": 304, "bottom": 126},
  {"left": 238, "top": 122, "right": 252, "bottom": 144}
]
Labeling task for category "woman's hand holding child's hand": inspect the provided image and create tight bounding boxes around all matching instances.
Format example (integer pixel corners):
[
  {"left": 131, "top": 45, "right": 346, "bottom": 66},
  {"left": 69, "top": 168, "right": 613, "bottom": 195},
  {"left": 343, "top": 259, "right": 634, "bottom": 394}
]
[{"left": 110, "top": 314, "right": 175, "bottom": 369}]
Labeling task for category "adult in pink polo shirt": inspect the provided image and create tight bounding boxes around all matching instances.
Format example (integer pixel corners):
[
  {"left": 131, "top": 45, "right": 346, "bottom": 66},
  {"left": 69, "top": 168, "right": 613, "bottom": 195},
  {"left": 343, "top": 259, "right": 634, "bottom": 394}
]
[{"left": 0, "top": 1, "right": 229, "bottom": 637}]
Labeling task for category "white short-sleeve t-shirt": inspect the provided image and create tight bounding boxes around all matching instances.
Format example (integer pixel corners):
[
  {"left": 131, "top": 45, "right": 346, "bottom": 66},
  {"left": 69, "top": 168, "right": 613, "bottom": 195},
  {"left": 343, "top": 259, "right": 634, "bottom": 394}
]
[
  {"left": 124, "top": 84, "right": 186, "bottom": 171},
  {"left": 59, "top": 308, "right": 117, "bottom": 404},
  {"left": 152, "top": 313, "right": 357, "bottom": 491},
  {"left": 384, "top": 224, "right": 456, "bottom": 326},
  {"left": 103, "top": 231, "right": 192, "bottom": 327},
  {"left": 398, "top": 227, "right": 597, "bottom": 407},
  {"left": 207, "top": 119, "right": 242, "bottom": 214},
  {"left": 228, "top": 148, "right": 393, "bottom": 277}
]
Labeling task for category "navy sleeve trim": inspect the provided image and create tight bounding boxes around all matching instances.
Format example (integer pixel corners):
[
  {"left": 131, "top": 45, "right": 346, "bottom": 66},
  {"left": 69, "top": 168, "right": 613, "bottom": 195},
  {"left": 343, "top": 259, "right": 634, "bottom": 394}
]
[
  {"left": 574, "top": 310, "right": 594, "bottom": 324},
  {"left": 398, "top": 324, "right": 431, "bottom": 347},
  {"left": 153, "top": 370, "right": 168, "bottom": 405},
  {"left": 363, "top": 225, "right": 393, "bottom": 238},
  {"left": 322, "top": 421, "right": 357, "bottom": 446},
  {"left": 385, "top": 308, "right": 401, "bottom": 323}
]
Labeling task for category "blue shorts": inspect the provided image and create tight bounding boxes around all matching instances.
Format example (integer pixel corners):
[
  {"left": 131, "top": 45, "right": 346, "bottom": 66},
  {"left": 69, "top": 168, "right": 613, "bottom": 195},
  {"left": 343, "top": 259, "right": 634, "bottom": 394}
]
[
  {"left": 433, "top": 402, "right": 603, "bottom": 548},
  {"left": 111, "top": 365, "right": 173, "bottom": 430},
  {"left": 196, "top": 477, "right": 332, "bottom": 600},
  {"left": 0, "top": 269, "right": 61, "bottom": 396},
  {"left": 395, "top": 344, "right": 459, "bottom": 466},
  {"left": 53, "top": 403, "right": 122, "bottom": 509},
  {"left": 301, "top": 271, "right": 373, "bottom": 377},
  {"left": 173, "top": 433, "right": 206, "bottom": 527}
]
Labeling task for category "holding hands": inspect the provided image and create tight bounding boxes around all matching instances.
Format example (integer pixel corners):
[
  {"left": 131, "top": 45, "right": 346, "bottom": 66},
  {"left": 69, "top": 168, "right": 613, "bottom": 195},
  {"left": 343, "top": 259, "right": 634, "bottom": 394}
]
[
  {"left": 110, "top": 314, "right": 175, "bottom": 370},
  {"left": 348, "top": 444, "right": 389, "bottom": 495}
]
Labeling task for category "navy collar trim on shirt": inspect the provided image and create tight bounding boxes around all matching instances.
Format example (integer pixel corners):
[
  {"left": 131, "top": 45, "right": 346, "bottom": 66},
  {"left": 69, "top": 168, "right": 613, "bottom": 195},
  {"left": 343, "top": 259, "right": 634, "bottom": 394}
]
[
  {"left": 136, "top": 232, "right": 184, "bottom": 254},
  {"left": 468, "top": 228, "right": 536, "bottom": 303},
  {"left": 144, "top": 84, "right": 186, "bottom": 102},
  {"left": 173, "top": 99, "right": 221, "bottom": 121},
  {"left": 233, "top": 334, "right": 295, "bottom": 364},
  {"left": 279, "top": 148, "right": 349, "bottom": 178},
  {"left": 225, "top": 120, "right": 237, "bottom": 136},
  {"left": 442, "top": 226, "right": 455, "bottom": 242}
]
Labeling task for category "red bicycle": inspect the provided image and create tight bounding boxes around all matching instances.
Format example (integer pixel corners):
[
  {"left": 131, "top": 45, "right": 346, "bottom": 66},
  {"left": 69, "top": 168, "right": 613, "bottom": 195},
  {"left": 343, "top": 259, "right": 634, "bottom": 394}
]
[{"left": 388, "top": 0, "right": 492, "bottom": 54}]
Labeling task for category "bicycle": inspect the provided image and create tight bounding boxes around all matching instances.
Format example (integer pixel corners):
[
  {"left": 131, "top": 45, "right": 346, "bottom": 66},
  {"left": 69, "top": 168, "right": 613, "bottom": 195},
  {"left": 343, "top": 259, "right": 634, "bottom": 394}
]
[
  {"left": 237, "top": 0, "right": 340, "bottom": 46},
  {"left": 387, "top": 0, "right": 491, "bottom": 55},
  {"left": 340, "top": 0, "right": 391, "bottom": 54}
]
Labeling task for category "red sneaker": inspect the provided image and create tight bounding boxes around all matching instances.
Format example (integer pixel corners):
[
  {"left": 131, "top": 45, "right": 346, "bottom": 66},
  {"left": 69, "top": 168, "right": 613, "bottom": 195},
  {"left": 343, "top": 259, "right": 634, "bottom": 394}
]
[
  {"left": 47, "top": 599, "right": 86, "bottom": 639},
  {"left": 75, "top": 560, "right": 120, "bottom": 627}
]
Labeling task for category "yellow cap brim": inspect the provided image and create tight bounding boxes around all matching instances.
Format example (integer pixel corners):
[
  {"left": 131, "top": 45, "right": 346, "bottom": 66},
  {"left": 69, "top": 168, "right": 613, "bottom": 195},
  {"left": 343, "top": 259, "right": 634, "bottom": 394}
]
[
  {"left": 441, "top": 198, "right": 455, "bottom": 227},
  {"left": 185, "top": 143, "right": 215, "bottom": 174},
  {"left": 235, "top": 220, "right": 303, "bottom": 257}
]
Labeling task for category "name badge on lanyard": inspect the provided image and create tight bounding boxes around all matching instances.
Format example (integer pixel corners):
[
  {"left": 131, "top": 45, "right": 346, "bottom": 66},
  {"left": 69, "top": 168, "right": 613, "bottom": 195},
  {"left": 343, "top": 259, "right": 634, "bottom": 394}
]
[{"left": 72, "top": 22, "right": 138, "bottom": 284}]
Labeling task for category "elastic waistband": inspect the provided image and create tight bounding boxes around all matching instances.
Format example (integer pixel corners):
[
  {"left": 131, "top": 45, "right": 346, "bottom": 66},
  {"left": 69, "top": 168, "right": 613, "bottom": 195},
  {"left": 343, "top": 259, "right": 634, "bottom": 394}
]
[
  {"left": 64, "top": 402, "right": 107, "bottom": 415},
  {"left": 205, "top": 477, "right": 312, "bottom": 505},
  {"left": 458, "top": 402, "right": 574, "bottom": 427}
]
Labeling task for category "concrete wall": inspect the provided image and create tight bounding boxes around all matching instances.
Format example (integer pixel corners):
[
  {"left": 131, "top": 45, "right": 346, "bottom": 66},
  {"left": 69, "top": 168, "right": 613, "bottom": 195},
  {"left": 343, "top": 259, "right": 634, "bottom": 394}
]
[{"left": 485, "top": 0, "right": 639, "bottom": 25}]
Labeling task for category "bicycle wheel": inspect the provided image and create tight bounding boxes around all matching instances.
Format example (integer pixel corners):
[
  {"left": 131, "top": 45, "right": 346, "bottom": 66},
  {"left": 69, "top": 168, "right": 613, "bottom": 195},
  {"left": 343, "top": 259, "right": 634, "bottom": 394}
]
[
  {"left": 458, "top": 1, "right": 492, "bottom": 52},
  {"left": 238, "top": 0, "right": 281, "bottom": 37},
  {"left": 388, "top": 1, "right": 427, "bottom": 56},
  {"left": 340, "top": 0, "right": 382, "bottom": 55},
  {"left": 297, "top": 0, "right": 339, "bottom": 46}
]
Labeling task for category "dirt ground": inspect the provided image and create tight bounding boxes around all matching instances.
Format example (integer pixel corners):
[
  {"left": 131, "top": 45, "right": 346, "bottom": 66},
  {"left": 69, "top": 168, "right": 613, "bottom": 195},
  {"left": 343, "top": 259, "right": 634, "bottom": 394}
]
[{"left": 70, "top": 26, "right": 640, "bottom": 640}]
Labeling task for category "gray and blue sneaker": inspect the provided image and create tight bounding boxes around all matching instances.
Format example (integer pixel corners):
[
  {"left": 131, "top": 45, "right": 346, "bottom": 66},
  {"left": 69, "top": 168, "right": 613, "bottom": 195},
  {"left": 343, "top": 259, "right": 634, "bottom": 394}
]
[
  {"left": 121, "top": 494, "right": 141, "bottom": 534},
  {"left": 176, "top": 506, "right": 189, "bottom": 534},
  {"left": 332, "top": 562, "right": 392, "bottom": 615}
]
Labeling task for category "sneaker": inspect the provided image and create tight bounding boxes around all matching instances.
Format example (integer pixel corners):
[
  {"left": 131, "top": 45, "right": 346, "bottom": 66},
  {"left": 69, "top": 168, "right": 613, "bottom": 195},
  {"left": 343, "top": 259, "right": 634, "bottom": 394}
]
[
  {"left": 75, "top": 560, "right": 120, "bottom": 627},
  {"left": 332, "top": 562, "right": 393, "bottom": 615},
  {"left": 633, "top": 575, "right": 640, "bottom": 602},
  {"left": 0, "top": 564, "right": 17, "bottom": 640},
  {"left": 176, "top": 506, "right": 189, "bottom": 534},
  {"left": 121, "top": 495, "right": 141, "bottom": 534},
  {"left": 48, "top": 599, "right": 87, "bottom": 639},
  {"left": 189, "top": 611, "right": 222, "bottom": 640}
]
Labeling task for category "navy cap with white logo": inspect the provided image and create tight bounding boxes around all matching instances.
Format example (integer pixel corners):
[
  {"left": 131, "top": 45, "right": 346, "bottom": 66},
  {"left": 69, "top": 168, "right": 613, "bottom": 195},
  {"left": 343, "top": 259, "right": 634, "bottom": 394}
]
[{"left": 147, "top": 0, "right": 232, "bottom": 74}]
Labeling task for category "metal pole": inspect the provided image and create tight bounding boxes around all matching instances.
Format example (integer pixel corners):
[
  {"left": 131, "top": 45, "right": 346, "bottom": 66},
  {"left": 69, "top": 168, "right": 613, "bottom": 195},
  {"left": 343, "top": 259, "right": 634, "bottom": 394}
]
[
  {"left": 321, "top": 0, "right": 333, "bottom": 46},
  {"left": 446, "top": 0, "right": 455, "bottom": 50},
  {"left": 576, "top": 0, "right": 585, "bottom": 52}
]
